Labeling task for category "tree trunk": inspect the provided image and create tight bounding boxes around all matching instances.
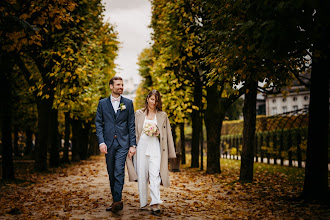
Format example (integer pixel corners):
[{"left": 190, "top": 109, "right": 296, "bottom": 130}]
[
  {"left": 172, "top": 124, "right": 177, "bottom": 150},
  {"left": 71, "top": 118, "right": 81, "bottom": 162},
  {"left": 204, "top": 83, "right": 223, "bottom": 174},
  {"left": 1, "top": 62, "right": 15, "bottom": 179},
  {"left": 35, "top": 98, "right": 53, "bottom": 171},
  {"left": 15, "top": 48, "right": 56, "bottom": 171},
  {"left": 240, "top": 80, "right": 258, "bottom": 182},
  {"left": 63, "top": 112, "right": 71, "bottom": 163},
  {"left": 180, "top": 123, "right": 186, "bottom": 164},
  {"left": 49, "top": 108, "right": 60, "bottom": 167},
  {"left": 170, "top": 124, "right": 181, "bottom": 171},
  {"left": 79, "top": 121, "right": 91, "bottom": 160},
  {"left": 25, "top": 128, "right": 33, "bottom": 156},
  {"left": 302, "top": 50, "right": 329, "bottom": 200},
  {"left": 200, "top": 111, "right": 204, "bottom": 171},
  {"left": 89, "top": 131, "right": 98, "bottom": 156},
  {"left": 191, "top": 78, "right": 202, "bottom": 168},
  {"left": 14, "top": 126, "right": 20, "bottom": 157}
]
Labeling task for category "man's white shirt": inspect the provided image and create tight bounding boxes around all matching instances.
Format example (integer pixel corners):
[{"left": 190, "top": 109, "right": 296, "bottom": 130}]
[{"left": 111, "top": 95, "right": 121, "bottom": 113}]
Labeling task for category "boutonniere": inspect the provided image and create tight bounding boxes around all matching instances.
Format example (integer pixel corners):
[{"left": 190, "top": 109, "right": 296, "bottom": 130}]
[{"left": 118, "top": 103, "right": 126, "bottom": 111}]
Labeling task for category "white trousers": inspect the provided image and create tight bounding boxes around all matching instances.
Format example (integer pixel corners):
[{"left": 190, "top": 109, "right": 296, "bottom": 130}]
[{"left": 136, "top": 143, "right": 162, "bottom": 208}]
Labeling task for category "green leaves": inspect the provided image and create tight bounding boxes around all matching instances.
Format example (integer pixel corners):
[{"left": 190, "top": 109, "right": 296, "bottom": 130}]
[{"left": 1, "top": 0, "right": 119, "bottom": 130}]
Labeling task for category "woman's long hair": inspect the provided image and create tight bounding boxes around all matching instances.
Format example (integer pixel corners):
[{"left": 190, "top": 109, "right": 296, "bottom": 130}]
[{"left": 143, "top": 89, "right": 162, "bottom": 115}]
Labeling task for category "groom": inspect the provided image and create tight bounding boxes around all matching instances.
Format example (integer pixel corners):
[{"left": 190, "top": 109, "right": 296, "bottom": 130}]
[{"left": 95, "top": 76, "right": 136, "bottom": 213}]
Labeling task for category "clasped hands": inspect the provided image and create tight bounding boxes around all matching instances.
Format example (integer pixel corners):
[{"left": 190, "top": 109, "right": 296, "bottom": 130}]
[{"left": 99, "top": 143, "right": 136, "bottom": 159}]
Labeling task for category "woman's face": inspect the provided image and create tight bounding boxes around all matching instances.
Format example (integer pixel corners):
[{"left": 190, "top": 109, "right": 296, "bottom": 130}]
[{"left": 147, "top": 95, "right": 157, "bottom": 110}]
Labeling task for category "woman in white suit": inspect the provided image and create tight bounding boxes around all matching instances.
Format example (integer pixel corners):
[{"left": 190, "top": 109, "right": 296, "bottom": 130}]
[{"left": 131, "top": 90, "right": 176, "bottom": 215}]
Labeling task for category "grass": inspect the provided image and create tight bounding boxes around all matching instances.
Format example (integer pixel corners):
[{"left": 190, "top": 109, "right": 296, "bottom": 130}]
[{"left": 180, "top": 153, "right": 329, "bottom": 184}]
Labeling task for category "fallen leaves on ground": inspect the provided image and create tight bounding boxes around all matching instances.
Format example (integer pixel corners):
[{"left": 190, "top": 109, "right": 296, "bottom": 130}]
[{"left": 0, "top": 156, "right": 329, "bottom": 219}]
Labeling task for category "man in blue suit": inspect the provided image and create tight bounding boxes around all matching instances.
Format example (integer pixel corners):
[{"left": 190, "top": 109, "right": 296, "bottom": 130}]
[{"left": 95, "top": 76, "right": 136, "bottom": 213}]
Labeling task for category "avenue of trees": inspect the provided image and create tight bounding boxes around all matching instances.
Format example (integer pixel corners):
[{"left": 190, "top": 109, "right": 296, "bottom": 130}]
[
  {"left": 1, "top": 0, "right": 118, "bottom": 175},
  {"left": 0, "top": 0, "right": 328, "bottom": 203},
  {"left": 135, "top": 0, "right": 329, "bottom": 201}
]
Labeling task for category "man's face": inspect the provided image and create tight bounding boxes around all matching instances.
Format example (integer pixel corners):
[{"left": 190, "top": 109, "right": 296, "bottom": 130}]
[{"left": 110, "top": 79, "right": 124, "bottom": 95}]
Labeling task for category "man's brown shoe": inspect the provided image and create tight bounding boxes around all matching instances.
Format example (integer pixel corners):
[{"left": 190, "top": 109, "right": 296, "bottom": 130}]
[
  {"left": 111, "top": 201, "right": 123, "bottom": 213},
  {"left": 106, "top": 203, "right": 114, "bottom": 212}
]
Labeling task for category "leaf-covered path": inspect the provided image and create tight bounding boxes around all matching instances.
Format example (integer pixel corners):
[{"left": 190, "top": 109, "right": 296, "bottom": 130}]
[{"left": 1, "top": 156, "right": 329, "bottom": 219}]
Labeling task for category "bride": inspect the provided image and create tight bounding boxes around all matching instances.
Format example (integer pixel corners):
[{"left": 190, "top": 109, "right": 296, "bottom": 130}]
[{"left": 129, "top": 89, "right": 176, "bottom": 215}]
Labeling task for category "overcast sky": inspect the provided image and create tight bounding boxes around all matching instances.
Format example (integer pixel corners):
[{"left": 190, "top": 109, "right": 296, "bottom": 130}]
[{"left": 101, "top": 0, "right": 152, "bottom": 83}]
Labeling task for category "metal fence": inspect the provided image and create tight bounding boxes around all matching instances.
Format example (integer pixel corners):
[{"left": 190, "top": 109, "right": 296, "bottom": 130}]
[{"left": 220, "top": 108, "right": 310, "bottom": 168}]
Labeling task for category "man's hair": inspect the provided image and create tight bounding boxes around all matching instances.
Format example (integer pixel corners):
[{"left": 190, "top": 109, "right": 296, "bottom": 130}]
[{"left": 109, "top": 76, "right": 123, "bottom": 85}]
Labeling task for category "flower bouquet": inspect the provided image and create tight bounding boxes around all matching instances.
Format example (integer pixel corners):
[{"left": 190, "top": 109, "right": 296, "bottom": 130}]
[{"left": 143, "top": 122, "right": 160, "bottom": 137}]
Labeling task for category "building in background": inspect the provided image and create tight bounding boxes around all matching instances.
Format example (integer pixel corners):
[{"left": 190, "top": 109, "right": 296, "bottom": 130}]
[
  {"left": 265, "top": 71, "right": 310, "bottom": 116},
  {"left": 123, "top": 77, "right": 139, "bottom": 101},
  {"left": 256, "top": 93, "right": 266, "bottom": 115}
]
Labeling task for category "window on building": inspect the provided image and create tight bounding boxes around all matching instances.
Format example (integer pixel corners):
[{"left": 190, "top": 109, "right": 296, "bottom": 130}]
[
  {"left": 293, "top": 105, "right": 298, "bottom": 111},
  {"left": 272, "top": 107, "right": 277, "bottom": 115},
  {"left": 304, "top": 105, "right": 309, "bottom": 109},
  {"left": 282, "top": 98, "right": 286, "bottom": 102},
  {"left": 282, "top": 106, "right": 287, "bottom": 114},
  {"left": 272, "top": 99, "right": 276, "bottom": 103},
  {"left": 304, "top": 96, "right": 309, "bottom": 101},
  {"left": 293, "top": 97, "right": 297, "bottom": 101}
]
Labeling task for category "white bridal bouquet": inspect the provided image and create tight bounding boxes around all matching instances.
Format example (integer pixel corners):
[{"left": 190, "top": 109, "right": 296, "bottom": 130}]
[{"left": 143, "top": 122, "right": 160, "bottom": 137}]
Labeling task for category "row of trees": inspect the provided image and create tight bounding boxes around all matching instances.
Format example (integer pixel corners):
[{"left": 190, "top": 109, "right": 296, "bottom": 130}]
[
  {"left": 135, "top": 0, "right": 329, "bottom": 200},
  {"left": 1, "top": 0, "right": 118, "bottom": 176}
]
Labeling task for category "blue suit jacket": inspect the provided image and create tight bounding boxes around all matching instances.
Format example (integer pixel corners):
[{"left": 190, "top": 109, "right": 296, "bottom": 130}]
[{"left": 95, "top": 96, "right": 136, "bottom": 149}]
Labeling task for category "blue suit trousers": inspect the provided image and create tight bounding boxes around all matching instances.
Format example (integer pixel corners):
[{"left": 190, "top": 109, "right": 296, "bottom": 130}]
[{"left": 105, "top": 138, "right": 129, "bottom": 202}]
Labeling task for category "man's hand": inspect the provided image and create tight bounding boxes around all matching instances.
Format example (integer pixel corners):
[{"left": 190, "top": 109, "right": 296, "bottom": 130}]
[
  {"left": 128, "top": 146, "right": 136, "bottom": 159},
  {"left": 99, "top": 143, "right": 108, "bottom": 154}
]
